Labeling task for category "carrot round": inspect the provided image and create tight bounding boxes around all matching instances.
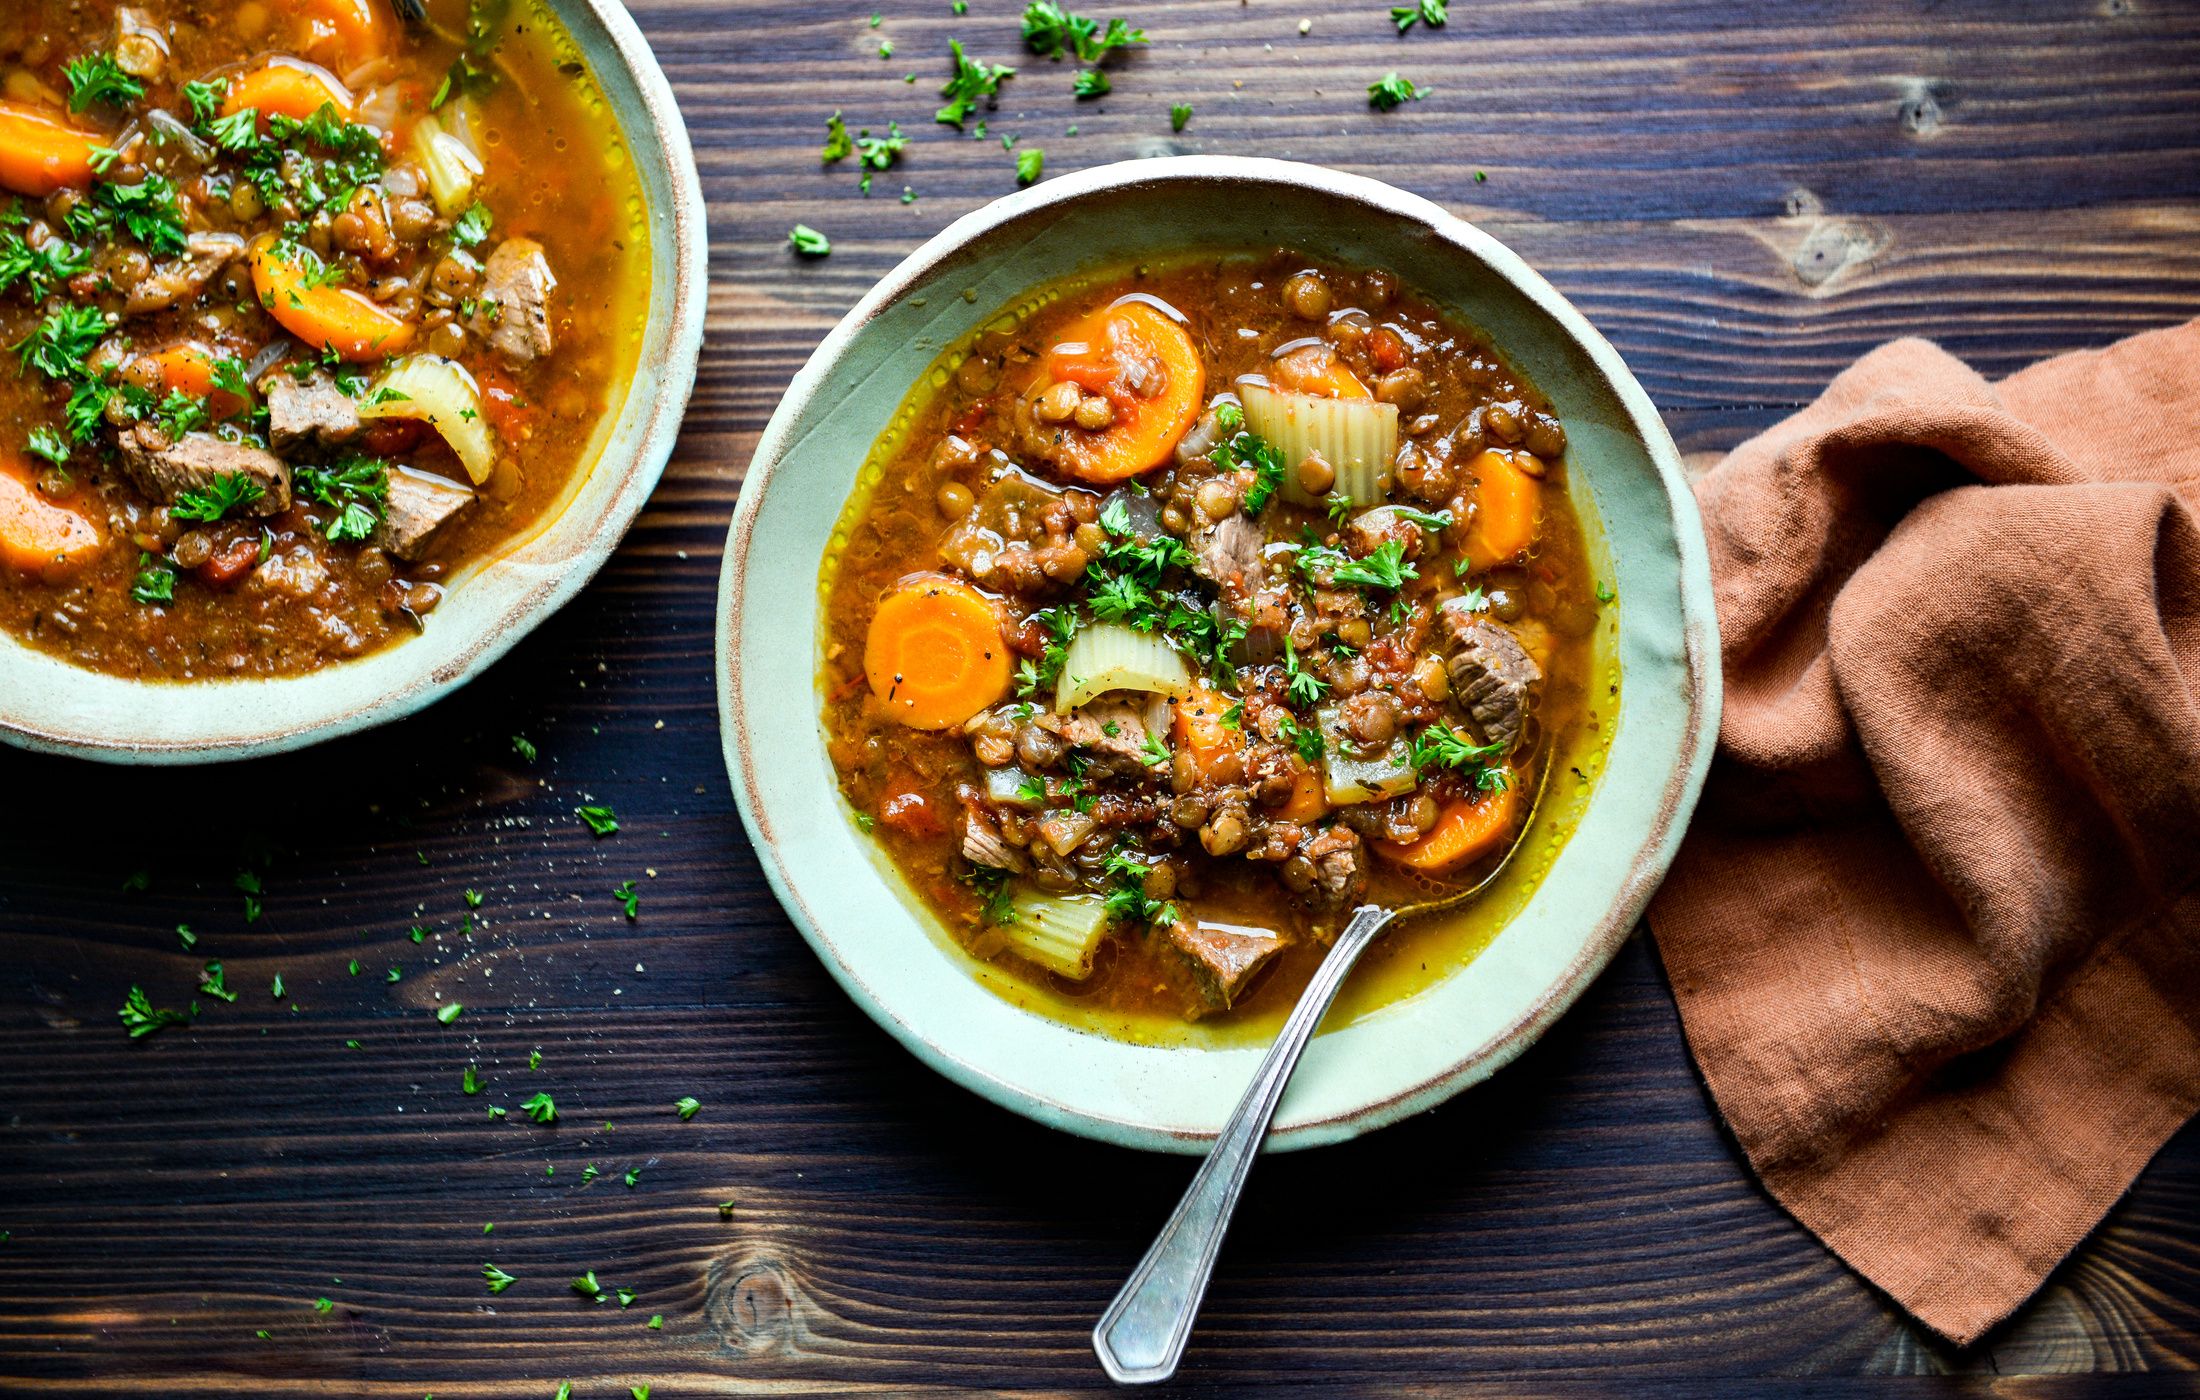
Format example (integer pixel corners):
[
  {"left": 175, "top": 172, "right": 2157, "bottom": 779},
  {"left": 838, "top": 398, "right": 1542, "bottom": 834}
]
[
  {"left": 221, "top": 59, "right": 355, "bottom": 126},
  {"left": 1462, "top": 448, "right": 1542, "bottom": 568},
  {"left": 1170, "top": 680, "right": 1243, "bottom": 777},
  {"left": 293, "top": 0, "right": 395, "bottom": 69},
  {"left": 1380, "top": 777, "right": 1520, "bottom": 873},
  {"left": 144, "top": 343, "right": 249, "bottom": 419},
  {"left": 864, "top": 575, "right": 1012, "bottom": 730},
  {"left": 0, "top": 454, "right": 104, "bottom": 582},
  {"left": 0, "top": 101, "right": 101, "bottom": 197},
  {"left": 1039, "top": 300, "right": 1205, "bottom": 482},
  {"left": 251, "top": 237, "right": 414, "bottom": 361},
  {"left": 1273, "top": 761, "right": 1330, "bottom": 823}
]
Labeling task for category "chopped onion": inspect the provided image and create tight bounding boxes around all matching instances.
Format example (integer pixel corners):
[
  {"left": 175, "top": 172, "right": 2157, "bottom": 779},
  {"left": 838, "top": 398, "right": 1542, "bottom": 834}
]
[
  {"left": 1006, "top": 890, "right": 1111, "bottom": 980},
  {"left": 1318, "top": 704, "right": 1419, "bottom": 805},
  {"left": 408, "top": 110, "right": 483, "bottom": 217},
  {"left": 1054, "top": 621, "right": 1192, "bottom": 714},
  {"left": 1239, "top": 380, "right": 1398, "bottom": 509},
  {"left": 984, "top": 765, "right": 1046, "bottom": 810},
  {"left": 357, "top": 354, "right": 497, "bottom": 483}
]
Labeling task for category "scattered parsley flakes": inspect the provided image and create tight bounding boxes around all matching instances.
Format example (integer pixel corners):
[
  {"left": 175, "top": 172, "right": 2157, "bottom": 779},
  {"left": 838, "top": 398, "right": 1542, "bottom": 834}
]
[
  {"left": 64, "top": 52, "right": 144, "bottom": 112},
  {"left": 312, "top": 1296, "right": 334, "bottom": 1315},
  {"left": 613, "top": 880, "right": 639, "bottom": 921},
  {"left": 821, "top": 110, "right": 853, "bottom": 163},
  {"left": 175, "top": 924, "right": 196, "bottom": 950},
  {"left": 463, "top": 1065, "right": 482, "bottom": 1095},
  {"left": 1170, "top": 102, "right": 1192, "bottom": 132},
  {"left": 1369, "top": 73, "right": 1429, "bottom": 110},
  {"left": 674, "top": 1096, "right": 700, "bottom": 1121},
  {"left": 571, "top": 1270, "right": 606, "bottom": 1302},
  {"left": 1596, "top": 579, "right": 1616, "bottom": 603},
  {"left": 198, "top": 961, "right": 238, "bottom": 1004},
  {"left": 1021, "top": 1, "right": 1146, "bottom": 62},
  {"left": 577, "top": 805, "right": 619, "bottom": 837},
  {"left": 511, "top": 734, "right": 537, "bottom": 761},
  {"left": 938, "top": 39, "right": 1015, "bottom": 127},
  {"left": 1015, "top": 146, "right": 1045, "bottom": 184},
  {"left": 118, "top": 985, "right": 191, "bottom": 1038},
  {"left": 520, "top": 1092, "right": 557, "bottom": 1123},
  {"left": 624, "top": 1167, "right": 641, "bottom": 1188},
  {"left": 528, "top": 1048, "right": 543, "bottom": 1070},
  {"left": 482, "top": 1263, "right": 516, "bottom": 1294},
  {"left": 129, "top": 551, "right": 176, "bottom": 607},
  {"left": 647, "top": 1313, "right": 664, "bottom": 1330},
  {"left": 788, "top": 224, "right": 831, "bottom": 256},
  {"left": 271, "top": 973, "right": 285, "bottom": 1000},
  {"left": 1390, "top": 0, "right": 1447, "bottom": 31},
  {"left": 1072, "top": 68, "right": 1109, "bottom": 98},
  {"left": 436, "top": 1002, "right": 464, "bottom": 1025}
]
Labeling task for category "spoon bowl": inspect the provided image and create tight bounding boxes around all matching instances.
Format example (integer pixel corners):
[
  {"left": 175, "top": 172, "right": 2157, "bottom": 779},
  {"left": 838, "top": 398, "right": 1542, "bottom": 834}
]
[{"left": 1092, "top": 767, "right": 1551, "bottom": 1384}]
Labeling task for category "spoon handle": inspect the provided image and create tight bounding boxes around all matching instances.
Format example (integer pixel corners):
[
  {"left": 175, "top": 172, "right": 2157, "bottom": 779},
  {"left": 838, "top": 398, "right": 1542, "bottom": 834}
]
[{"left": 1092, "top": 903, "right": 1395, "bottom": 1385}]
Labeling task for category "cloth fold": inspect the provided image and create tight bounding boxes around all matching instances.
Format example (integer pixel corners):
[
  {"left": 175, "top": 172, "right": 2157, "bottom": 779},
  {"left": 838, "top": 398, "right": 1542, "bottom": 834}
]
[{"left": 1647, "top": 319, "right": 2200, "bottom": 1345}]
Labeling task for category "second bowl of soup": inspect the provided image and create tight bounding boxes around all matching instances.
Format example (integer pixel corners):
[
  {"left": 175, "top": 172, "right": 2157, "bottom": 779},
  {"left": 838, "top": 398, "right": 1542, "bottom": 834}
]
[{"left": 722, "top": 157, "right": 1716, "bottom": 1150}]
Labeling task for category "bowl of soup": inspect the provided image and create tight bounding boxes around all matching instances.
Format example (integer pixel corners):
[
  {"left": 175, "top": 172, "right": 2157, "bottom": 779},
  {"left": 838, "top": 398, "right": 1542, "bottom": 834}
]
[
  {"left": 719, "top": 156, "right": 1717, "bottom": 1151},
  {"left": 0, "top": 0, "right": 705, "bottom": 761}
]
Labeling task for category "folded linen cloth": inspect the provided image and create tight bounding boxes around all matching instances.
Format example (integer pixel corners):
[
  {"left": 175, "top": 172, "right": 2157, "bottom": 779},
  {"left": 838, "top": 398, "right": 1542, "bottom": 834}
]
[{"left": 1646, "top": 319, "right": 2200, "bottom": 1345}]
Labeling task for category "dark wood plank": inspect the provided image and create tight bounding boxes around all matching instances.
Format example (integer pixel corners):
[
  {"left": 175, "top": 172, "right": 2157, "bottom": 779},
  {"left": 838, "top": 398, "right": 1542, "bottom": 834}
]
[{"left": 3, "top": 0, "right": 2200, "bottom": 1392}]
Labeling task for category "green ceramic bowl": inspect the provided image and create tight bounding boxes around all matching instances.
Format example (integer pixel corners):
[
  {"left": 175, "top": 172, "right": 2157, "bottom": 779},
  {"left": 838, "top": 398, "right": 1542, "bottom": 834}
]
[
  {"left": 718, "top": 157, "right": 1717, "bottom": 1153},
  {"left": 0, "top": 0, "right": 706, "bottom": 764}
]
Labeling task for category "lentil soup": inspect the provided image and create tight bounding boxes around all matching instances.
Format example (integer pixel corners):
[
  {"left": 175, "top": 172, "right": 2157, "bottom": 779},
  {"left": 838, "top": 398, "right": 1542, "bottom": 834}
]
[
  {"left": 820, "top": 251, "right": 1617, "bottom": 1035},
  {"left": 0, "top": 0, "right": 649, "bottom": 677}
]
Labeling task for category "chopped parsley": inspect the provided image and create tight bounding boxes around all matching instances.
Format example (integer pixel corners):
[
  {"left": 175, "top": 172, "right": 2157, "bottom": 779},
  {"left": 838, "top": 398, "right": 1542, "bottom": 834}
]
[
  {"left": 1170, "top": 103, "right": 1192, "bottom": 133},
  {"left": 172, "top": 470, "right": 266, "bottom": 523},
  {"left": 25, "top": 426, "right": 70, "bottom": 467},
  {"left": 520, "top": 1092, "right": 557, "bottom": 1123},
  {"left": 1368, "top": 73, "right": 1430, "bottom": 111},
  {"left": 195, "top": 962, "right": 238, "bottom": 1003},
  {"left": 129, "top": 552, "right": 175, "bottom": 606},
  {"left": 482, "top": 1263, "right": 517, "bottom": 1294},
  {"left": 1101, "top": 846, "right": 1176, "bottom": 927},
  {"left": 1217, "top": 428, "right": 1285, "bottom": 514},
  {"left": 613, "top": 879, "right": 639, "bottom": 921},
  {"left": 938, "top": 40, "right": 1015, "bottom": 127},
  {"left": 1410, "top": 722, "right": 1508, "bottom": 789},
  {"left": 788, "top": 224, "right": 831, "bottom": 257},
  {"left": 1596, "top": 579, "right": 1616, "bottom": 603},
  {"left": 451, "top": 202, "right": 493, "bottom": 247},
  {"left": 675, "top": 1096, "right": 700, "bottom": 1121},
  {"left": 1014, "top": 607, "right": 1078, "bottom": 697},
  {"left": 1015, "top": 146, "right": 1045, "bottom": 184},
  {"left": 16, "top": 303, "right": 108, "bottom": 382},
  {"left": 1390, "top": 0, "right": 1447, "bottom": 31},
  {"left": 118, "top": 985, "right": 192, "bottom": 1038},
  {"left": 1276, "top": 712, "right": 1326, "bottom": 763},
  {"left": 577, "top": 805, "right": 619, "bottom": 836},
  {"left": 0, "top": 229, "right": 90, "bottom": 302},
  {"left": 512, "top": 734, "right": 537, "bottom": 761},
  {"left": 463, "top": 1064, "right": 482, "bottom": 1095},
  {"left": 1300, "top": 537, "right": 1417, "bottom": 592},
  {"left": 821, "top": 110, "right": 854, "bottom": 163},
  {"left": 1281, "top": 638, "right": 1330, "bottom": 708},
  {"left": 64, "top": 53, "right": 144, "bottom": 112},
  {"left": 1073, "top": 69, "right": 1110, "bottom": 98},
  {"left": 1021, "top": 2, "right": 1146, "bottom": 62},
  {"left": 436, "top": 1002, "right": 464, "bottom": 1025}
]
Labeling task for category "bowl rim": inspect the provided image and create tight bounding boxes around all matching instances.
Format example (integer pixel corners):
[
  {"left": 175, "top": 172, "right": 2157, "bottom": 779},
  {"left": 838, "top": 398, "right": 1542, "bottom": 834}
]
[
  {"left": 718, "top": 155, "right": 1719, "bottom": 1152},
  {"left": 0, "top": 0, "right": 708, "bottom": 765}
]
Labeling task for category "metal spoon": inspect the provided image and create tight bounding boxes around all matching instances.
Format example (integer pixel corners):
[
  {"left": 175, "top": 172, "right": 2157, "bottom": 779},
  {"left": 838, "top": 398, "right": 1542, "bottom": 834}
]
[{"left": 1092, "top": 772, "right": 1546, "bottom": 1385}]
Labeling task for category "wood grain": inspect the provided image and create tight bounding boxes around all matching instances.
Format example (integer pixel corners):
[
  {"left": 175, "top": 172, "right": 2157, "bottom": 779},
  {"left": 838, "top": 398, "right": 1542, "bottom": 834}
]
[{"left": 3, "top": 0, "right": 2199, "bottom": 1392}]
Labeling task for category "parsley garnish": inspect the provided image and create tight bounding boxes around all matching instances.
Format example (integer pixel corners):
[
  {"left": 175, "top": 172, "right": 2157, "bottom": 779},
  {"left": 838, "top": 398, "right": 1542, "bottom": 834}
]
[
  {"left": 1021, "top": 2, "right": 1146, "bottom": 61},
  {"left": 1390, "top": 0, "right": 1447, "bottom": 31},
  {"left": 94, "top": 176, "right": 189, "bottom": 255},
  {"left": 64, "top": 53, "right": 144, "bottom": 112},
  {"left": 450, "top": 202, "right": 493, "bottom": 247},
  {"left": 1101, "top": 846, "right": 1176, "bottom": 927},
  {"left": 197, "top": 961, "right": 238, "bottom": 1003},
  {"left": 295, "top": 457, "right": 388, "bottom": 542},
  {"left": 0, "top": 230, "right": 90, "bottom": 302},
  {"left": 1014, "top": 607, "right": 1078, "bottom": 696},
  {"left": 119, "top": 985, "right": 193, "bottom": 1038},
  {"left": 1073, "top": 69, "right": 1110, "bottom": 98},
  {"left": 172, "top": 471, "right": 265, "bottom": 523},
  {"left": 788, "top": 224, "right": 831, "bottom": 257},
  {"left": 1281, "top": 638, "right": 1330, "bottom": 708},
  {"left": 463, "top": 1064, "right": 481, "bottom": 1095},
  {"left": 25, "top": 426, "right": 70, "bottom": 467},
  {"left": 1368, "top": 73, "right": 1430, "bottom": 110},
  {"left": 938, "top": 40, "right": 1015, "bottom": 127},
  {"left": 1596, "top": 579, "right": 1616, "bottom": 603},
  {"left": 577, "top": 805, "right": 619, "bottom": 836},
  {"left": 821, "top": 110, "right": 854, "bottom": 163},
  {"left": 482, "top": 1263, "right": 517, "bottom": 1294},
  {"left": 16, "top": 304, "right": 108, "bottom": 382},
  {"left": 1276, "top": 713, "right": 1326, "bottom": 763},
  {"left": 1300, "top": 538, "right": 1417, "bottom": 592},
  {"left": 1217, "top": 429, "right": 1285, "bottom": 514},
  {"left": 129, "top": 552, "right": 175, "bottom": 606},
  {"left": 1410, "top": 722, "right": 1508, "bottom": 788},
  {"left": 675, "top": 1096, "right": 700, "bottom": 1120},
  {"left": 520, "top": 1092, "right": 557, "bottom": 1123},
  {"left": 1015, "top": 146, "right": 1045, "bottom": 184},
  {"left": 512, "top": 734, "right": 537, "bottom": 761},
  {"left": 436, "top": 1002, "right": 464, "bottom": 1025},
  {"left": 613, "top": 879, "right": 639, "bottom": 920},
  {"left": 1170, "top": 103, "right": 1192, "bottom": 132}
]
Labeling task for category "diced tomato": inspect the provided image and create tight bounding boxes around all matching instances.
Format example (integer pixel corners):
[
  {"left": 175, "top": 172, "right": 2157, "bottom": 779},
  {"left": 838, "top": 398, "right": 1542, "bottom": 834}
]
[
  {"left": 360, "top": 418, "right": 427, "bottom": 456},
  {"left": 198, "top": 535, "right": 262, "bottom": 589},
  {"left": 1370, "top": 327, "right": 1409, "bottom": 374},
  {"left": 878, "top": 773, "right": 946, "bottom": 838},
  {"left": 474, "top": 360, "right": 541, "bottom": 442}
]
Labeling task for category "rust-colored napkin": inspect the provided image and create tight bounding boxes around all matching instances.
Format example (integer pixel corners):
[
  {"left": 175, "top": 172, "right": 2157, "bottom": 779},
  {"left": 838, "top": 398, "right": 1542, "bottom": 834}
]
[{"left": 1646, "top": 319, "right": 2200, "bottom": 1345}]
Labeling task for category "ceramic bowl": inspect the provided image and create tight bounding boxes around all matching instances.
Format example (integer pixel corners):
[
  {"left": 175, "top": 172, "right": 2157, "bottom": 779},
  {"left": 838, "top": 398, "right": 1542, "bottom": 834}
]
[
  {"left": 0, "top": 0, "right": 707, "bottom": 765},
  {"left": 719, "top": 157, "right": 1717, "bottom": 1153}
]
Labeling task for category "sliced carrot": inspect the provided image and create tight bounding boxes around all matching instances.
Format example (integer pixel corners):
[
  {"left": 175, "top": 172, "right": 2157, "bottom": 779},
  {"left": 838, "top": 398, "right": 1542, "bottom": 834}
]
[
  {"left": 1271, "top": 342, "right": 1372, "bottom": 400},
  {"left": 292, "top": 0, "right": 395, "bottom": 70},
  {"left": 1380, "top": 777, "right": 1520, "bottom": 874},
  {"left": 1462, "top": 448, "right": 1542, "bottom": 568},
  {"left": 864, "top": 575, "right": 1012, "bottom": 729},
  {"left": 0, "top": 101, "right": 100, "bottom": 197},
  {"left": 0, "top": 454, "right": 104, "bottom": 582},
  {"left": 143, "top": 343, "right": 249, "bottom": 419},
  {"left": 1273, "top": 760, "right": 1330, "bottom": 823},
  {"left": 1039, "top": 300, "right": 1206, "bottom": 482},
  {"left": 251, "top": 236, "right": 414, "bottom": 361},
  {"left": 1170, "top": 680, "right": 1244, "bottom": 777},
  {"left": 220, "top": 59, "right": 355, "bottom": 127}
]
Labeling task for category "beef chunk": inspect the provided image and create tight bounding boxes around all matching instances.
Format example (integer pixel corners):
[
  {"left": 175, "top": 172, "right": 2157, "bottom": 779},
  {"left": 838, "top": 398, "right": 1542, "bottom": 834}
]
[
  {"left": 375, "top": 465, "right": 473, "bottom": 561},
  {"left": 959, "top": 806, "right": 1026, "bottom": 874},
  {"left": 470, "top": 237, "right": 557, "bottom": 364},
  {"left": 124, "top": 232, "right": 244, "bottom": 314},
  {"left": 1435, "top": 601, "right": 1541, "bottom": 751},
  {"left": 1060, "top": 697, "right": 1164, "bottom": 780},
  {"left": 115, "top": 424, "right": 289, "bottom": 514},
  {"left": 1301, "top": 825, "right": 1369, "bottom": 911},
  {"left": 264, "top": 370, "right": 362, "bottom": 452},
  {"left": 1190, "top": 513, "right": 1265, "bottom": 595},
  {"left": 1166, "top": 919, "right": 1285, "bottom": 1009}
]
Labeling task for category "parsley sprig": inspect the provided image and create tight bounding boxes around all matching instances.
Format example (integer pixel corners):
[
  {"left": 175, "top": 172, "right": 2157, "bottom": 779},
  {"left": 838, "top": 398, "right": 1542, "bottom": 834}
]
[{"left": 938, "top": 40, "right": 1015, "bottom": 127}]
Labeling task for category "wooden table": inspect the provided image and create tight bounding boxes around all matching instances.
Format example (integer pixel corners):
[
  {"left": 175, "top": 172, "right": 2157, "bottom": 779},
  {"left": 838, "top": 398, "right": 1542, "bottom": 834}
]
[{"left": 4, "top": 0, "right": 2197, "bottom": 1392}]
